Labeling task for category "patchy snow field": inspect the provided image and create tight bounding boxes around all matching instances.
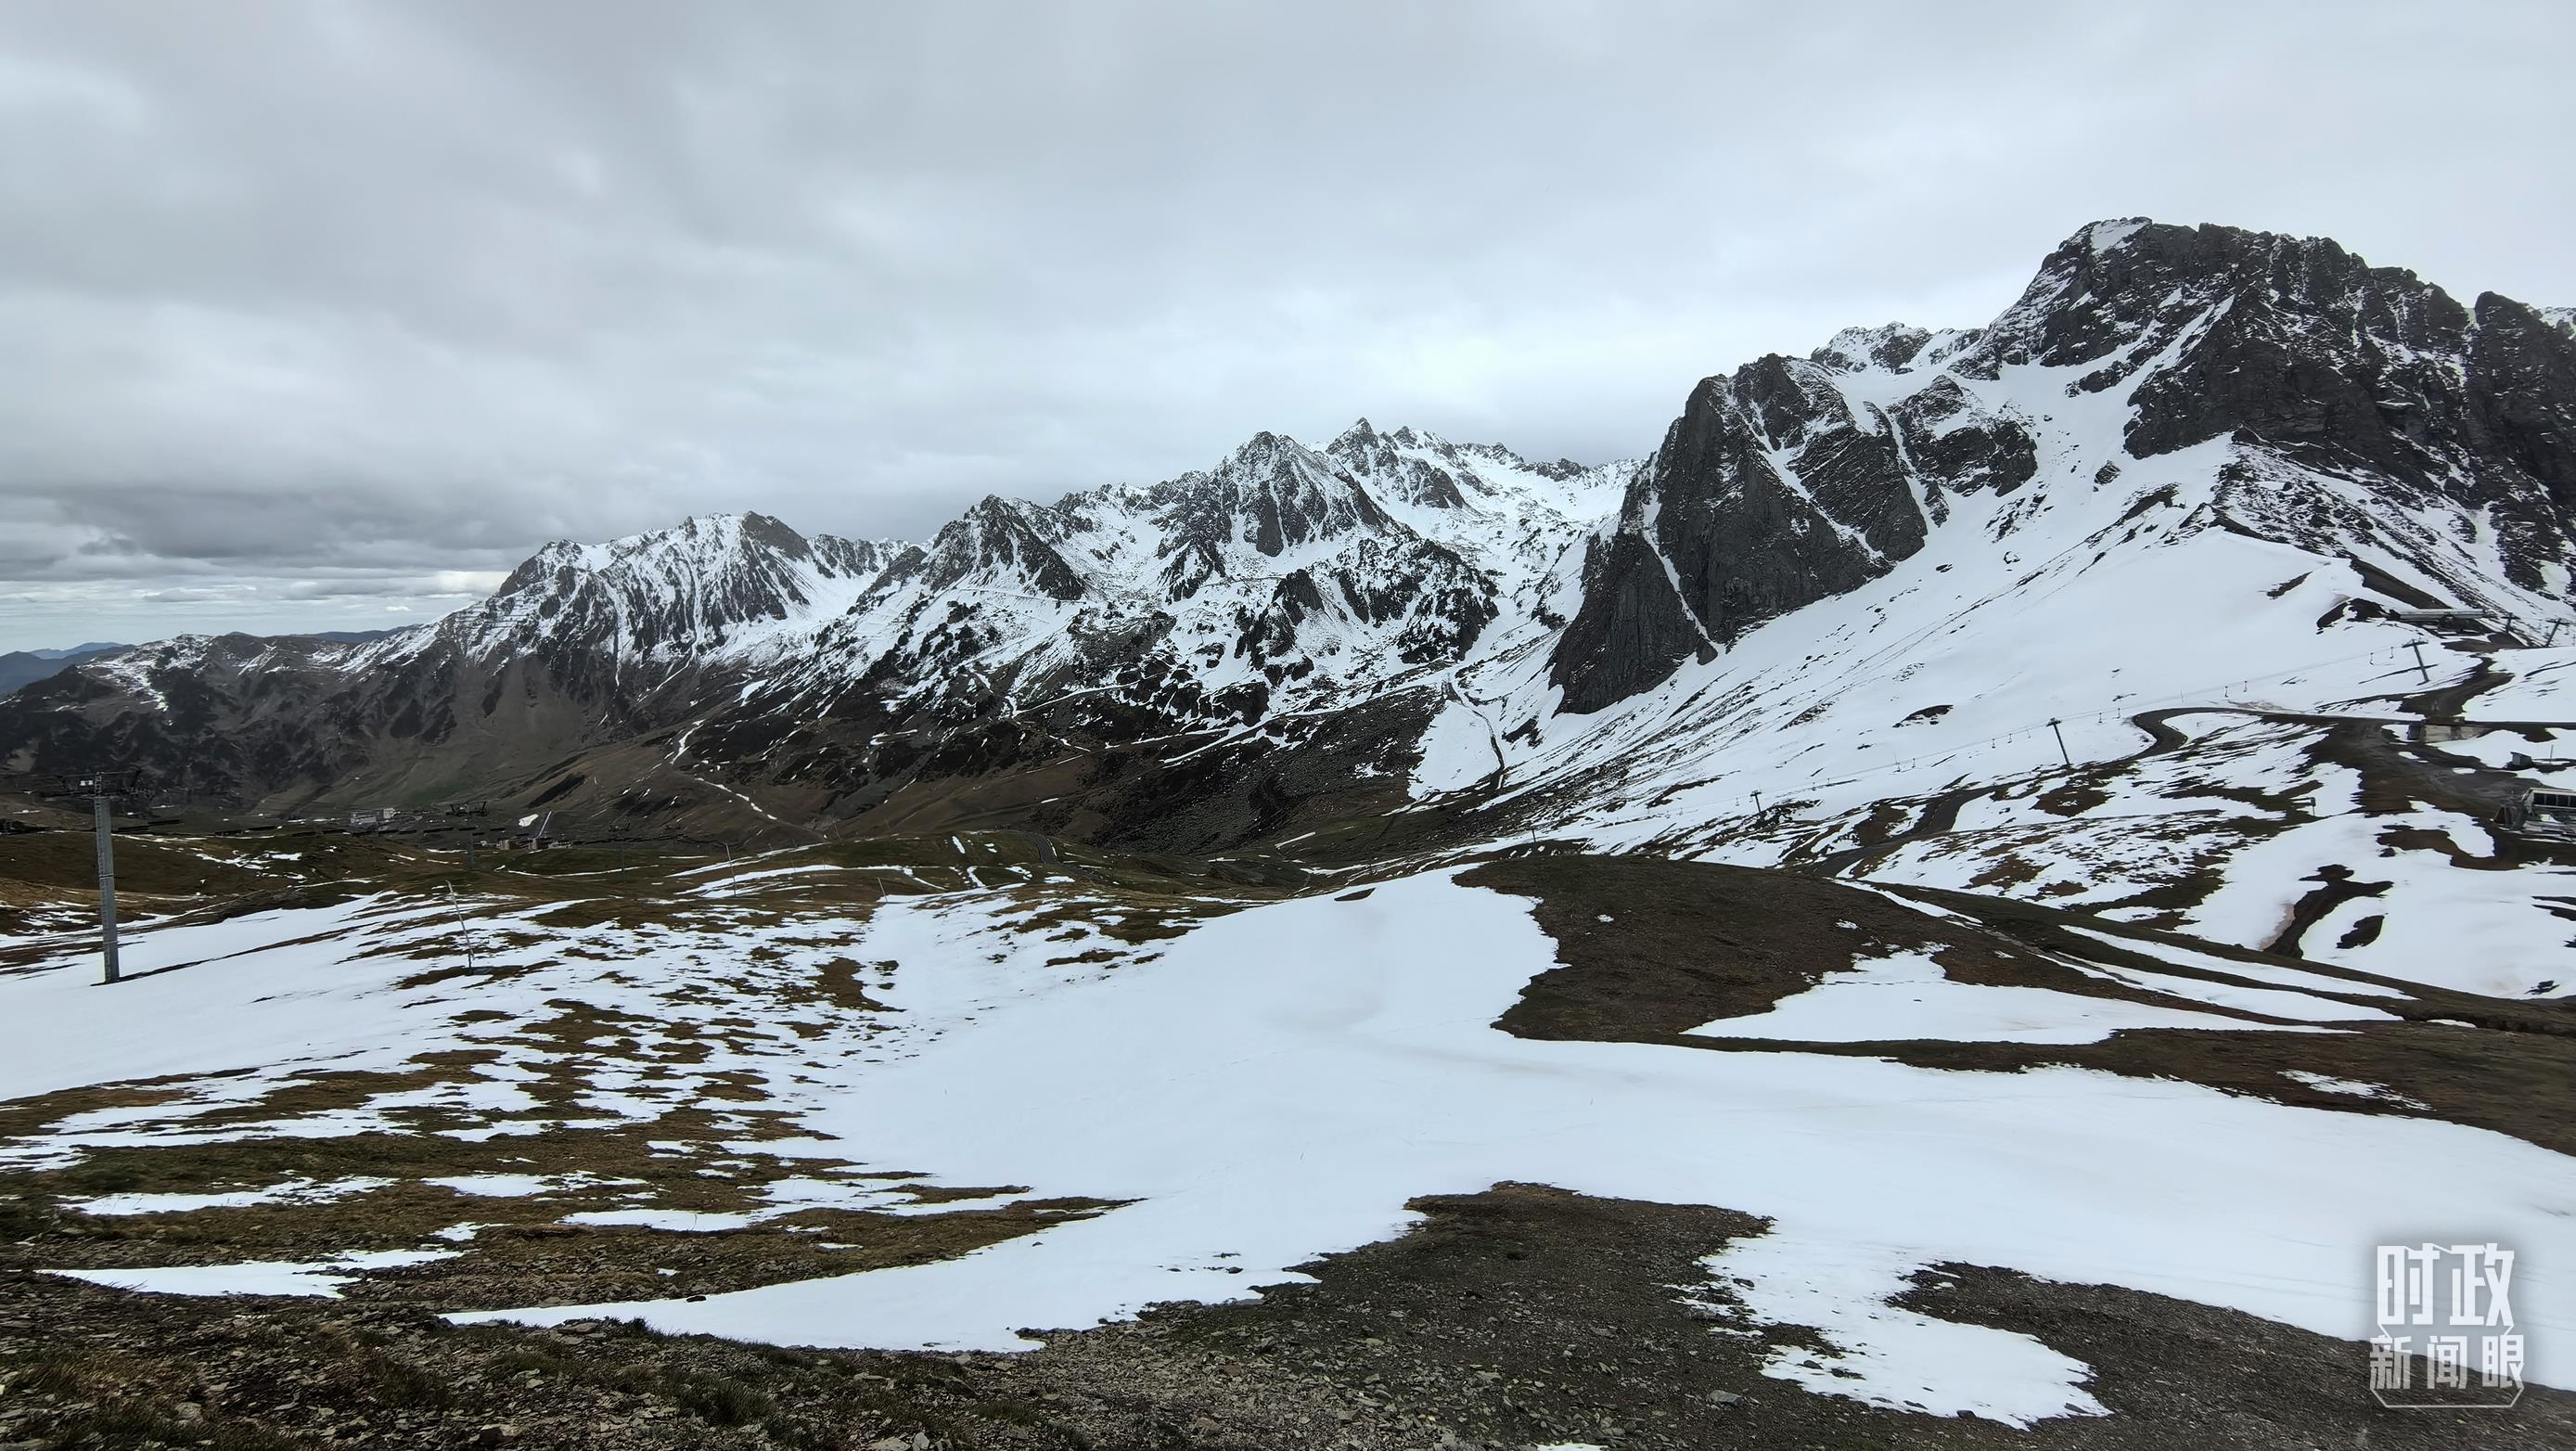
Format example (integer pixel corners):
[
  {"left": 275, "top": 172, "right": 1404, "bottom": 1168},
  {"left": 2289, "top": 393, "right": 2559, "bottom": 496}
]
[
  {"left": 406, "top": 873, "right": 2573, "bottom": 1415},
  {"left": 6, "top": 862, "right": 2571, "bottom": 1425}
]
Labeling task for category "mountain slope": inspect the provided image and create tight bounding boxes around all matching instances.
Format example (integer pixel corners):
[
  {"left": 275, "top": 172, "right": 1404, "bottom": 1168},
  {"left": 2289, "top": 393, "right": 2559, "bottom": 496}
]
[{"left": 1552, "top": 219, "right": 2575, "bottom": 713}]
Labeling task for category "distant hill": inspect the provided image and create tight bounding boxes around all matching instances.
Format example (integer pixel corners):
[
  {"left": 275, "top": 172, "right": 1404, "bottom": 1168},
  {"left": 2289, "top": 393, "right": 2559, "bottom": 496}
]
[
  {"left": 0, "top": 644, "right": 123, "bottom": 697},
  {"left": 27, "top": 641, "right": 124, "bottom": 661},
  {"left": 0, "top": 630, "right": 396, "bottom": 699}
]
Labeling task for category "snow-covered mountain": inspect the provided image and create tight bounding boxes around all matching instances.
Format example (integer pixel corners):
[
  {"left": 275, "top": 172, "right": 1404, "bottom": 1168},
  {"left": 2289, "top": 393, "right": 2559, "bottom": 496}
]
[
  {"left": 0, "top": 424, "right": 1631, "bottom": 822},
  {"left": 0, "top": 513, "right": 905, "bottom": 803},
  {"left": 4, "top": 218, "right": 2571, "bottom": 990},
  {"left": 1553, "top": 218, "right": 2573, "bottom": 713},
  {"left": 658, "top": 422, "right": 1631, "bottom": 825},
  {"left": 760, "top": 420, "right": 1623, "bottom": 730},
  {"left": 1376, "top": 221, "right": 2574, "bottom": 996}
]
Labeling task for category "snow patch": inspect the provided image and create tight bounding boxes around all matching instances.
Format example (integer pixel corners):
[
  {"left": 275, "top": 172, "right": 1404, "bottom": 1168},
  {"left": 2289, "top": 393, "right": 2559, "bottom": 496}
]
[
  {"left": 1684, "top": 949, "right": 2275, "bottom": 1044},
  {"left": 1698, "top": 1230, "right": 2107, "bottom": 1426},
  {"left": 47, "top": 1248, "right": 458, "bottom": 1300}
]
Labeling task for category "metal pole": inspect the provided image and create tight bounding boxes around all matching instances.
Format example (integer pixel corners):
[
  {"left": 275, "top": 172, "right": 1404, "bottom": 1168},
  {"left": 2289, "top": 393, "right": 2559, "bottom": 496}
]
[
  {"left": 2408, "top": 641, "right": 2429, "bottom": 683},
  {"left": 2048, "top": 718, "right": 2071, "bottom": 768},
  {"left": 465, "top": 828, "right": 476, "bottom": 872},
  {"left": 94, "top": 792, "right": 121, "bottom": 985}
]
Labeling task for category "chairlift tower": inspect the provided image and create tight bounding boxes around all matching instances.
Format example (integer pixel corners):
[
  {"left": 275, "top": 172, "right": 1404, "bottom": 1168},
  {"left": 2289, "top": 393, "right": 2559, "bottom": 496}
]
[{"left": 443, "top": 799, "right": 488, "bottom": 871}]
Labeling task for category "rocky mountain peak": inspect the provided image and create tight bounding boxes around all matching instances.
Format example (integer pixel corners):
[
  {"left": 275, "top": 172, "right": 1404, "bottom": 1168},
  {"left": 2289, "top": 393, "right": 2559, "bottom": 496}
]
[
  {"left": 1161, "top": 430, "right": 1395, "bottom": 562},
  {"left": 1318, "top": 420, "right": 1608, "bottom": 512},
  {"left": 1812, "top": 323, "right": 1936, "bottom": 374},
  {"left": 1322, "top": 421, "right": 1459, "bottom": 508},
  {"left": 924, "top": 496, "right": 1088, "bottom": 601},
  {"left": 1329, "top": 417, "right": 1381, "bottom": 449},
  {"left": 456, "top": 509, "right": 912, "bottom": 679},
  {"left": 1549, "top": 217, "right": 2576, "bottom": 715},
  {"left": 1964, "top": 219, "right": 2467, "bottom": 386}
]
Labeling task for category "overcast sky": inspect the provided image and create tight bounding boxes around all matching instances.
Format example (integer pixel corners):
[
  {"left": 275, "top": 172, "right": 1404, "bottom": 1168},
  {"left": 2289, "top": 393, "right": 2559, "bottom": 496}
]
[{"left": 2, "top": 1, "right": 2570, "bottom": 650}]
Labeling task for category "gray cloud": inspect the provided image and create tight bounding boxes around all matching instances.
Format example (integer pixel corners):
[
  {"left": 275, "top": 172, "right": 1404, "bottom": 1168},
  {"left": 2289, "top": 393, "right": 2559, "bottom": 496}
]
[{"left": 1, "top": 0, "right": 2571, "bottom": 650}]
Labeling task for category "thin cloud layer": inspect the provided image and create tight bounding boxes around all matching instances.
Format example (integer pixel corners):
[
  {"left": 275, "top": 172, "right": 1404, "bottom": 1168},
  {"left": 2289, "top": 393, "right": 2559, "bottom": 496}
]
[{"left": 2, "top": 0, "right": 2570, "bottom": 648}]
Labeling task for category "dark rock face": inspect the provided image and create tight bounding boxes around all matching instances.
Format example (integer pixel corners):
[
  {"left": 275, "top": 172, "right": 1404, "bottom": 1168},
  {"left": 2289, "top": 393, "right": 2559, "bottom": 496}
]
[
  {"left": 1890, "top": 379, "right": 2037, "bottom": 503},
  {"left": 1972, "top": 224, "right": 2576, "bottom": 590},
  {"left": 2471, "top": 296, "right": 2576, "bottom": 504},
  {"left": 2039, "top": 225, "right": 2476, "bottom": 474},
  {"left": 1551, "top": 531, "right": 1713, "bottom": 715},
  {"left": 2465, "top": 294, "right": 2576, "bottom": 582},
  {"left": 925, "top": 498, "right": 1089, "bottom": 602},
  {"left": 1652, "top": 369, "right": 1902, "bottom": 641},
  {"left": 1550, "top": 359, "right": 1931, "bottom": 713}
]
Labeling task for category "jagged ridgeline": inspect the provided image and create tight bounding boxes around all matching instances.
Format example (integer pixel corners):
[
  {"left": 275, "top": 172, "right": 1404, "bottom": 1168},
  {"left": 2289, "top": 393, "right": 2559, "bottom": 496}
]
[
  {"left": 4, "top": 219, "right": 2571, "bottom": 855},
  {"left": 0, "top": 426, "right": 1631, "bottom": 835},
  {"left": 1553, "top": 219, "right": 2576, "bottom": 711}
]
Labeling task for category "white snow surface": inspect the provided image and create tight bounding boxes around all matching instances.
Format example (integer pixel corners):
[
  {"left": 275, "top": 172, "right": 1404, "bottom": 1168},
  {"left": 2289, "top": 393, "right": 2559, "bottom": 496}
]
[
  {"left": 0, "top": 896, "right": 463, "bottom": 1109},
  {"left": 450, "top": 872, "right": 2576, "bottom": 1403},
  {"left": 424, "top": 1174, "right": 596, "bottom": 1199},
  {"left": 560, "top": 1209, "right": 757, "bottom": 1232},
  {"left": 2468, "top": 648, "right": 2576, "bottom": 719},
  {"left": 47, "top": 1249, "right": 457, "bottom": 1300},
  {"left": 2416, "top": 725, "right": 2560, "bottom": 769},
  {"left": 70, "top": 1176, "right": 391, "bottom": 1216},
  {"left": 2185, "top": 811, "right": 2576, "bottom": 998},
  {"left": 2281, "top": 1072, "right": 2429, "bottom": 1111},
  {"left": 1698, "top": 1230, "right": 2106, "bottom": 1425},
  {"left": 1682, "top": 949, "right": 2274, "bottom": 1044}
]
